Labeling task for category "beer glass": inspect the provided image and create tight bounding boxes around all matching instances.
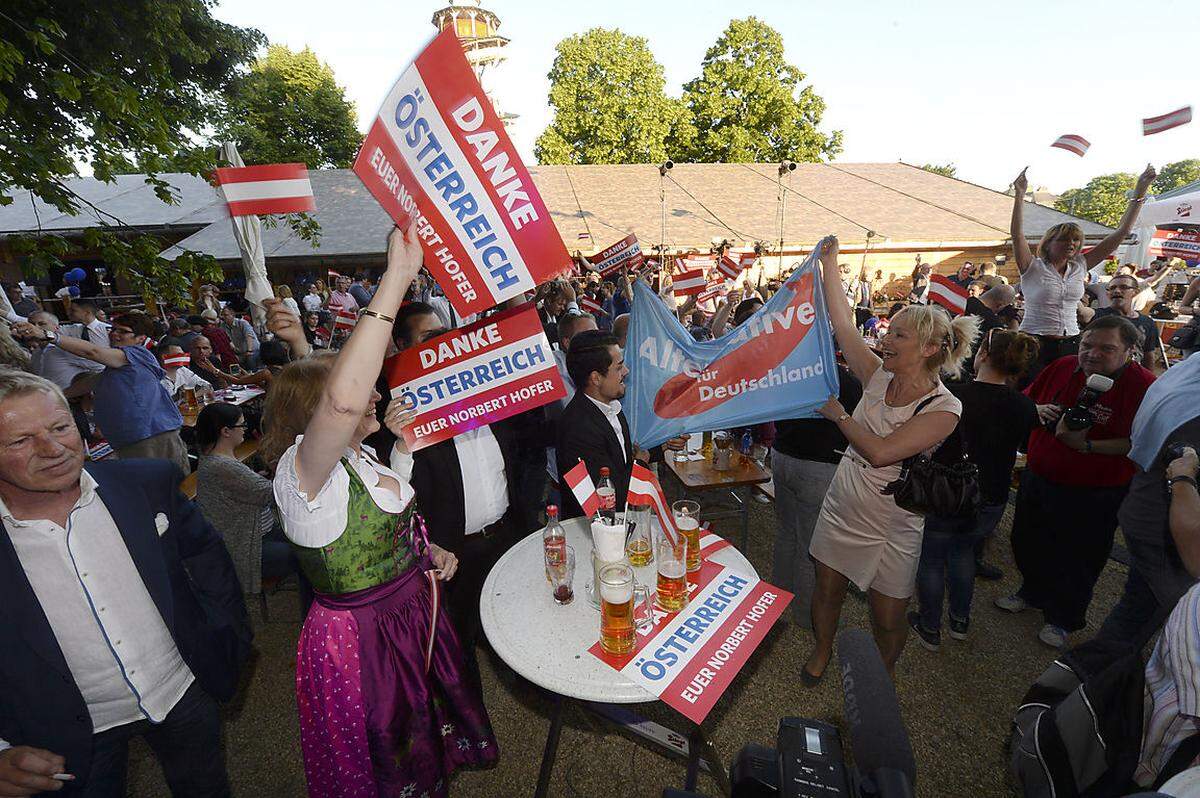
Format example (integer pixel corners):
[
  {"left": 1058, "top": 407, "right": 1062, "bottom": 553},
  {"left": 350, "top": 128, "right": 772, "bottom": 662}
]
[
  {"left": 655, "top": 535, "right": 688, "bottom": 613},
  {"left": 672, "top": 499, "right": 702, "bottom": 574},
  {"left": 624, "top": 506, "right": 653, "bottom": 567},
  {"left": 598, "top": 563, "right": 651, "bottom": 656}
]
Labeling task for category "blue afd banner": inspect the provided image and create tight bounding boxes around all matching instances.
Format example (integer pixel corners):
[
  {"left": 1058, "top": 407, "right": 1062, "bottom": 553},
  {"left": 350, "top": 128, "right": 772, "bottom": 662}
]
[{"left": 627, "top": 253, "right": 839, "bottom": 448}]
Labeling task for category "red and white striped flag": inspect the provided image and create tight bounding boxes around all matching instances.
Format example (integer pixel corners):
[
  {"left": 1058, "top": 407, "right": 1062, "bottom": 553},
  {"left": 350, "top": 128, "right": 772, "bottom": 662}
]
[
  {"left": 717, "top": 254, "right": 744, "bottom": 281},
  {"left": 327, "top": 268, "right": 342, "bottom": 284},
  {"left": 579, "top": 295, "right": 606, "bottom": 316},
  {"left": 627, "top": 462, "right": 678, "bottom": 547},
  {"left": 214, "top": 163, "right": 315, "bottom": 216},
  {"left": 563, "top": 459, "right": 601, "bottom": 518},
  {"left": 577, "top": 231, "right": 592, "bottom": 240},
  {"left": 1050, "top": 134, "right": 1090, "bottom": 157},
  {"left": 925, "top": 274, "right": 969, "bottom": 314},
  {"left": 334, "top": 307, "right": 358, "bottom": 332},
  {"left": 697, "top": 279, "right": 727, "bottom": 304},
  {"left": 671, "top": 268, "right": 707, "bottom": 298},
  {"left": 1143, "top": 106, "right": 1192, "bottom": 136}
]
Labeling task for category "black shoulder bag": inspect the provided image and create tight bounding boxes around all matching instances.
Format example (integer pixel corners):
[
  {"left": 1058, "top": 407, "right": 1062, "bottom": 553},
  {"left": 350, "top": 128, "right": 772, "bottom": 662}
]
[{"left": 881, "top": 396, "right": 981, "bottom": 519}]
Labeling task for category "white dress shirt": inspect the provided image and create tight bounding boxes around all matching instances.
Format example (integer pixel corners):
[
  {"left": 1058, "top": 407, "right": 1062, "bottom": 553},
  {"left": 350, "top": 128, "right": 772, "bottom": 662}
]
[
  {"left": 85, "top": 318, "right": 112, "bottom": 347},
  {"left": 392, "top": 425, "right": 508, "bottom": 536},
  {"left": 160, "top": 366, "right": 213, "bottom": 398},
  {"left": 586, "top": 394, "right": 627, "bottom": 462},
  {"left": 0, "top": 471, "right": 194, "bottom": 736},
  {"left": 273, "top": 436, "right": 415, "bottom": 548},
  {"left": 1019, "top": 255, "right": 1088, "bottom": 336}
]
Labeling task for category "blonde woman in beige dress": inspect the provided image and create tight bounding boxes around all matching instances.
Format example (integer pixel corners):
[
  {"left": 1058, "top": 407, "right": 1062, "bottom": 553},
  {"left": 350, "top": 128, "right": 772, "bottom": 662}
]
[{"left": 802, "top": 237, "right": 980, "bottom": 681}]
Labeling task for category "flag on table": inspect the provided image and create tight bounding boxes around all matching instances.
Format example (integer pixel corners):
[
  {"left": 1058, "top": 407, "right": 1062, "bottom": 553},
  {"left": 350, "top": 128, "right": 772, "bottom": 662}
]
[
  {"left": 1050, "top": 134, "right": 1090, "bottom": 157},
  {"left": 579, "top": 295, "right": 606, "bottom": 316},
  {"left": 627, "top": 462, "right": 678, "bottom": 547},
  {"left": 671, "top": 268, "right": 707, "bottom": 298},
  {"left": 925, "top": 274, "right": 969, "bottom": 314},
  {"left": 563, "top": 459, "right": 601, "bottom": 518},
  {"left": 213, "top": 163, "right": 315, "bottom": 216},
  {"left": 1143, "top": 106, "right": 1192, "bottom": 136},
  {"left": 334, "top": 307, "right": 358, "bottom": 332}
]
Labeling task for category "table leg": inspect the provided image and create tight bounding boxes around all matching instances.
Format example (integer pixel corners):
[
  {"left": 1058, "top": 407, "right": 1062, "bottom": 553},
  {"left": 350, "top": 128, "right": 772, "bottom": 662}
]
[
  {"left": 534, "top": 694, "right": 566, "bottom": 798},
  {"left": 685, "top": 723, "right": 732, "bottom": 797},
  {"left": 738, "top": 487, "right": 750, "bottom": 552}
]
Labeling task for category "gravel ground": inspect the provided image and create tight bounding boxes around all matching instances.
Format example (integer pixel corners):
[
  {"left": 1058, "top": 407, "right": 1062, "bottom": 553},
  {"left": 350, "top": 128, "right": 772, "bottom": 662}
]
[{"left": 127, "top": 500, "right": 1130, "bottom": 797}]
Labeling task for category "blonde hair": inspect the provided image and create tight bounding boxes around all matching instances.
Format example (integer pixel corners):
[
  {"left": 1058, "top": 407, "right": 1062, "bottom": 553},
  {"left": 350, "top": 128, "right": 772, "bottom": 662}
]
[
  {"left": 892, "top": 305, "right": 980, "bottom": 379},
  {"left": 0, "top": 325, "right": 31, "bottom": 370},
  {"left": 1036, "top": 222, "right": 1084, "bottom": 260},
  {"left": 275, "top": 284, "right": 294, "bottom": 299},
  {"left": 259, "top": 352, "right": 337, "bottom": 471}
]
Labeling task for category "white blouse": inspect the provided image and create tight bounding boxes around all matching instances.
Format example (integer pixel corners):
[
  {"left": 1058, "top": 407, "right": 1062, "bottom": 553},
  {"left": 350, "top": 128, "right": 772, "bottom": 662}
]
[
  {"left": 273, "top": 435, "right": 414, "bottom": 548},
  {"left": 1019, "top": 254, "right": 1087, "bottom": 336}
]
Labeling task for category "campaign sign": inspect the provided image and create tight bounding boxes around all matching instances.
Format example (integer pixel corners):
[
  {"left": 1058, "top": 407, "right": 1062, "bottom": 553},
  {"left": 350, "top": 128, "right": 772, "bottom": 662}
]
[
  {"left": 1150, "top": 227, "right": 1200, "bottom": 262},
  {"left": 626, "top": 250, "right": 839, "bottom": 448},
  {"left": 587, "top": 233, "right": 644, "bottom": 276},
  {"left": 353, "top": 28, "right": 571, "bottom": 317},
  {"left": 590, "top": 552, "right": 791, "bottom": 724},
  {"left": 384, "top": 304, "right": 565, "bottom": 451}
]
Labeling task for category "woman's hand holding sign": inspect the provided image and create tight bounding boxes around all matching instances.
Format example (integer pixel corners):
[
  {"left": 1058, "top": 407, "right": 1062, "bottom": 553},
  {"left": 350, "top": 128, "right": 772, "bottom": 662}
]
[{"left": 384, "top": 395, "right": 419, "bottom": 453}]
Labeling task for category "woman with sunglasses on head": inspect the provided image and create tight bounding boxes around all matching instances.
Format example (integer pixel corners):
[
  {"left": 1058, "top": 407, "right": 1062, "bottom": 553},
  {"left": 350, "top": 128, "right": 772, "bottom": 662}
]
[
  {"left": 1010, "top": 164, "right": 1156, "bottom": 380},
  {"left": 908, "top": 329, "right": 1041, "bottom": 651}
]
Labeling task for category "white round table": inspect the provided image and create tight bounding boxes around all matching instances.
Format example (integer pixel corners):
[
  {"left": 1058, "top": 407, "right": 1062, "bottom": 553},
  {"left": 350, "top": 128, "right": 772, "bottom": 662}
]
[{"left": 481, "top": 516, "right": 754, "bottom": 795}]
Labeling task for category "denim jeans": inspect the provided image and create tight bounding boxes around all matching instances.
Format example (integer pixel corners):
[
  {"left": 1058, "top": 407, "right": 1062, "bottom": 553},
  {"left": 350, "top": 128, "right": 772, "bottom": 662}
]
[
  {"left": 915, "top": 502, "right": 1007, "bottom": 632},
  {"left": 770, "top": 451, "right": 838, "bottom": 628},
  {"left": 76, "top": 683, "right": 230, "bottom": 797}
]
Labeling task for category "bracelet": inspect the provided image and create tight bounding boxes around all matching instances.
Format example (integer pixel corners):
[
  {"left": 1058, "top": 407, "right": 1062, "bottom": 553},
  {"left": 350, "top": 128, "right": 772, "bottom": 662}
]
[
  {"left": 836, "top": 412, "right": 851, "bottom": 423},
  {"left": 1168, "top": 475, "right": 1198, "bottom": 490},
  {"left": 359, "top": 308, "right": 396, "bottom": 324}
]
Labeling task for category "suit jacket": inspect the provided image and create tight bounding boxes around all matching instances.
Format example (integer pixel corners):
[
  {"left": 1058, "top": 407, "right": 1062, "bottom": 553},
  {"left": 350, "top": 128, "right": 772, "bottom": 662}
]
[
  {"left": 556, "top": 392, "right": 633, "bottom": 520},
  {"left": 0, "top": 460, "right": 251, "bottom": 783},
  {"left": 409, "top": 418, "right": 530, "bottom": 553}
]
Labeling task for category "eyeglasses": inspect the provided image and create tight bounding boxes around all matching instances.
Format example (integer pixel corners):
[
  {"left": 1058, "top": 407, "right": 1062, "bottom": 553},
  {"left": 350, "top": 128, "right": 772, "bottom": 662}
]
[
  {"left": 111, "top": 327, "right": 134, "bottom": 336},
  {"left": 227, "top": 423, "right": 247, "bottom": 429}
]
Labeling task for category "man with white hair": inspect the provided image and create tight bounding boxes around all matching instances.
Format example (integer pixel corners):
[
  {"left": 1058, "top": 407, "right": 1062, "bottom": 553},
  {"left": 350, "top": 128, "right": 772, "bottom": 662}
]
[
  {"left": 26, "top": 311, "right": 104, "bottom": 394},
  {"left": 0, "top": 371, "right": 249, "bottom": 796}
]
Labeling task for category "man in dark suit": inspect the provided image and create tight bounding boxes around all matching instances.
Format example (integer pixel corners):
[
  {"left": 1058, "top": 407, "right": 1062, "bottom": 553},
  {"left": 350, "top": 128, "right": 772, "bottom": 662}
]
[
  {"left": 0, "top": 371, "right": 250, "bottom": 797},
  {"left": 556, "top": 330, "right": 641, "bottom": 519}
]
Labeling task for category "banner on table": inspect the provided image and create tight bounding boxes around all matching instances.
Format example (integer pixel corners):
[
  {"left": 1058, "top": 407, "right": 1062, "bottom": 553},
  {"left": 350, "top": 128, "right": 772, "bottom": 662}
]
[
  {"left": 353, "top": 28, "right": 571, "bottom": 317},
  {"left": 1149, "top": 227, "right": 1200, "bottom": 261},
  {"left": 587, "top": 234, "right": 645, "bottom": 276},
  {"left": 589, "top": 561, "right": 791, "bottom": 724},
  {"left": 627, "top": 252, "right": 839, "bottom": 448},
  {"left": 384, "top": 304, "right": 565, "bottom": 451}
]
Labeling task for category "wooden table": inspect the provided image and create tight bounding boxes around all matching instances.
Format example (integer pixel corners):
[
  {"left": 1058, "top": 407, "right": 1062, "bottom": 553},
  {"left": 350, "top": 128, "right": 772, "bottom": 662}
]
[
  {"left": 179, "top": 386, "right": 266, "bottom": 427},
  {"left": 664, "top": 453, "right": 771, "bottom": 551},
  {"left": 179, "top": 438, "right": 260, "bottom": 499}
]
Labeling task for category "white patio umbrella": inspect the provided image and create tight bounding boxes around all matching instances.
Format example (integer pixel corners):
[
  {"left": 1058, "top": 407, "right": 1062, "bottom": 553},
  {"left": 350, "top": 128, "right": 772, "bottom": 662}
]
[{"left": 218, "top": 142, "right": 274, "bottom": 329}]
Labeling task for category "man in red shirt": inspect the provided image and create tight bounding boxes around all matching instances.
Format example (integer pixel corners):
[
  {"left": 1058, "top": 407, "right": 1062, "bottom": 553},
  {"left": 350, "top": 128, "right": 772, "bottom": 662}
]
[{"left": 996, "top": 315, "right": 1155, "bottom": 648}]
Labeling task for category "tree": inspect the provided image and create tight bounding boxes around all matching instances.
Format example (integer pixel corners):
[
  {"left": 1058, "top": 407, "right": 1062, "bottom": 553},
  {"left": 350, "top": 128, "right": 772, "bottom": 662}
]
[
  {"left": 678, "top": 18, "right": 841, "bottom": 164},
  {"left": 1056, "top": 173, "right": 1135, "bottom": 227},
  {"left": 0, "top": 2, "right": 263, "bottom": 303},
  {"left": 1153, "top": 159, "right": 1200, "bottom": 195},
  {"left": 535, "top": 29, "right": 689, "bottom": 165},
  {"left": 921, "top": 163, "right": 957, "bottom": 178},
  {"left": 218, "top": 45, "right": 361, "bottom": 169}
]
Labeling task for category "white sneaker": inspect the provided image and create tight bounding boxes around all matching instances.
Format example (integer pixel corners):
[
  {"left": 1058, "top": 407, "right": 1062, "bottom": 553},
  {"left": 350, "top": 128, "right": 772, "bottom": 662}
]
[
  {"left": 994, "top": 594, "right": 1029, "bottom": 613},
  {"left": 1038, "top": 624, "right": 1068, "bottom": 649}
]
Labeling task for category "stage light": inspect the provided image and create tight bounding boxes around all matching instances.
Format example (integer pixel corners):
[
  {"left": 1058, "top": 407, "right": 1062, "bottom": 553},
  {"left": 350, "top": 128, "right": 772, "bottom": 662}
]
[{"left": 659, "top": 160, "right": 674, "bottom": 176}]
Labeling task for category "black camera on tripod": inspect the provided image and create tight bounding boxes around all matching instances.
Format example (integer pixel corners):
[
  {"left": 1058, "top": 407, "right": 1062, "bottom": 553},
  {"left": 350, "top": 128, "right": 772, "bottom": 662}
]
[{"left": 1060, "top": 373, "right": 1115, "bottom": 431}]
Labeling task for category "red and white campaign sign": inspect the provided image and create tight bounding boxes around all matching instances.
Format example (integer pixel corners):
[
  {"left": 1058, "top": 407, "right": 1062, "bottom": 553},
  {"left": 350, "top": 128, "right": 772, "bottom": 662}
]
[
  {"left": 1150, "top": 228, "right": 1200, "bottom": 261},
  {"left": 214, "top": 163, "right": 315, "bottom": 216},
  {"left": 384, "top": 304, "right": 565, "bottom": 451},
  {"left": 590, "top": 555, "right": 791, "bottom": 724},
  {"left": 354, "top": 28, "right": 571, "bottom": 317},
  {"left": 587, "top": 234, "right": 645, "bottom": 276}
]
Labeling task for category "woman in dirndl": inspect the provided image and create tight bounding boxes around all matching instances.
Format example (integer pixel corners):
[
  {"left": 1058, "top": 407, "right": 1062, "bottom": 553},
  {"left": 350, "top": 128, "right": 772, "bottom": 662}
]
[{"left": 263, "top": 224, "right": 496, "bottom": 797}]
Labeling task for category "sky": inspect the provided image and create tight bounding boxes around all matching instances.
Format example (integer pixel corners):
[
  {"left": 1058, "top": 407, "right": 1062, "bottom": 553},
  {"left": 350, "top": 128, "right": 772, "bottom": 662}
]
[{"left": 213, "top": 0, "right": 1198, "bottom": 195}]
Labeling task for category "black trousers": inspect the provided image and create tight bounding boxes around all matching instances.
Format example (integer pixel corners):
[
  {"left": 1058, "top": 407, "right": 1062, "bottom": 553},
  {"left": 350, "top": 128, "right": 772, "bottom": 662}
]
[
  {"left": 443, "top": 515, "right": 522, "bottom": 670},
  {"left": 1011, "top": 470, "right": 1127, "bottom": 632},
  {"left": 1023, "top": 333, "right": 1081, "bottom": 387},
  {"left": 71, "top": 683, "right": 229, "bottom": 798}
]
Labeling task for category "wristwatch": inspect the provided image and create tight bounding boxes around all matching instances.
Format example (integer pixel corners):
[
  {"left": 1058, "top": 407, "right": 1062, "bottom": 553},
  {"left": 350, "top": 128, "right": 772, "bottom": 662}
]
[
  {"left": 835, "top": 412, "right": 851, "bottom": 423},
  {"left": 42, "top": 330, "right": 57, "bottom": 344}
]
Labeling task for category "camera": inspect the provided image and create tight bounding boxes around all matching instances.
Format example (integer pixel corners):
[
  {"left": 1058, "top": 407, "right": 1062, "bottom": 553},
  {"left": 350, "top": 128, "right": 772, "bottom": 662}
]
[
  {"left": 1062, "top": 373, "right": 1115, "bottom": 431},
  {"left": 1165, "top": 441, "right": 1195, "bottom": 466}
]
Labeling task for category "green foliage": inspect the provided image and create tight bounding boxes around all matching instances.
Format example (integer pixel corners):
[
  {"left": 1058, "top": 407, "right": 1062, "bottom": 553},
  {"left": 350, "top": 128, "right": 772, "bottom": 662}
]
[
  {"left": 534, "top": 28, "right": 689, "bottom": 165},
  {"left": 1056, "top": 173, "right": 1135, "bottom": 227},
  {"left": 1153, "top": 159, "right": 1200, "bottom": 195},
  {"left": 678, "top": 17, "right": 841, "bottom": 163},
  {"left": 921, "top": 163, "right": 957, "bottom": 178},
  {"left": 217, "top": 45, "right": 361, "bottom": 169}
]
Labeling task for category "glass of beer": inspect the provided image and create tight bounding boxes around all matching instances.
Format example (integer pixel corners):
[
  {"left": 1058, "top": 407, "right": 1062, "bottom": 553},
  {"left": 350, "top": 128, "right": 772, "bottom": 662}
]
[
  {"left": 655, "top": 535, "right": 688, "bottom": 613},
  {"left": 625, "top": 507, "right": 653, "bottom": 567},
  {"left": 672, "top": 499, "right": 702, "bottom": 574},
  {"left": 598, "top": 563, "right": 651, "bottom": 656}
]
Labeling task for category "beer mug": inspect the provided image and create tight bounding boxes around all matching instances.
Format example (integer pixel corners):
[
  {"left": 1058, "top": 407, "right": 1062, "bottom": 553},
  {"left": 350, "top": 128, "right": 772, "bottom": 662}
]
[
  {"left": 672, "top": 499, "right": 702, "bottom": 574},
  {"left": 624, "top": 506, "right": 653, "bottom": 567},
  {"left": 655, "top": 535, "right": 688, "bottom": 613},
  {"left": 598, "top": 563, "right": 652, "bottom": 656},
  {"left": 712, "top": 430, "right": 733, "bottom": 471}
]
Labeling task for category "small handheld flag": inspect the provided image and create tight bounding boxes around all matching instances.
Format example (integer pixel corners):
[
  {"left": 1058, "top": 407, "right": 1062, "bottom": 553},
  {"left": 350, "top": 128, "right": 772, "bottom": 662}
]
[
  {"left": 1050, "top": 134, "right": 1090, "bottom": 157},
  {"left": 627, "top": 462, "right": 678, "bottom": 547},
  {"left": 671, "top": 268, "right": 707, "bottom": 298},
  {"left": 1143, "top": 106, "right": 1192, "bottom": 136},
  {"left": 717, "top": 254, "right": 744, "bottom": 281},
  {"left": 925, "top": 274, "right": 969, "bottom": 315},
  {"left": 563, "top": 460, "right": 601, "bottom": 518},
  {"left": 579, "top": 296, "right": 606, "bottom": 316},
  {"left": 214, "top": 163, "right": 315, "bottom": 216}
]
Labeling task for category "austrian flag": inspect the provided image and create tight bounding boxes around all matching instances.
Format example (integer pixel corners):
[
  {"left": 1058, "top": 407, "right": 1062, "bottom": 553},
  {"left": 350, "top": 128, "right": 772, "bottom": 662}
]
[
  {"left": 627, "top": 462, "right": 679, "bottom": 546},
  {"left": 214, "top": 163, "right": 315, "bottom": 216},
  {"left": 563, "top": 459, "right": 600, "bottom": 518},
  {"left": 717, "top": 254, "right": 745, "bottom": 281},
  {"left": 672, "top": 268, "right": 707, "bottom": 298},
  {"left": 925, "top": 274, "right": 968, "bottom": 315},
  {"left": 579, "top": 296, "right": 606, "bottom": 316},
  {"left": 1143, "top": 106, "right": 1192, "bottom": 136},
  {"left": 1050, "top": 134, "right": 1090, "bottom": 157}
]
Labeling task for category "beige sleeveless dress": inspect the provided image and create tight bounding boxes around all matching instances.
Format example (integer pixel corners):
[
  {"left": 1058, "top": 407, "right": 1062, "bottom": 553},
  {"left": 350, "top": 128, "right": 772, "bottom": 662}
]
[{"left": 808, "top": 368, "right": 962, "bottom": 598}]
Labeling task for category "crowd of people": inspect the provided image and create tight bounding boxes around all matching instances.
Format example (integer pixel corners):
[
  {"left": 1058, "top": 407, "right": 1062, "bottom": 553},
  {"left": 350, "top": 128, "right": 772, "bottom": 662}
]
[{"left": 0, "top": 161, "right": 1199, "bottom": 797}]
